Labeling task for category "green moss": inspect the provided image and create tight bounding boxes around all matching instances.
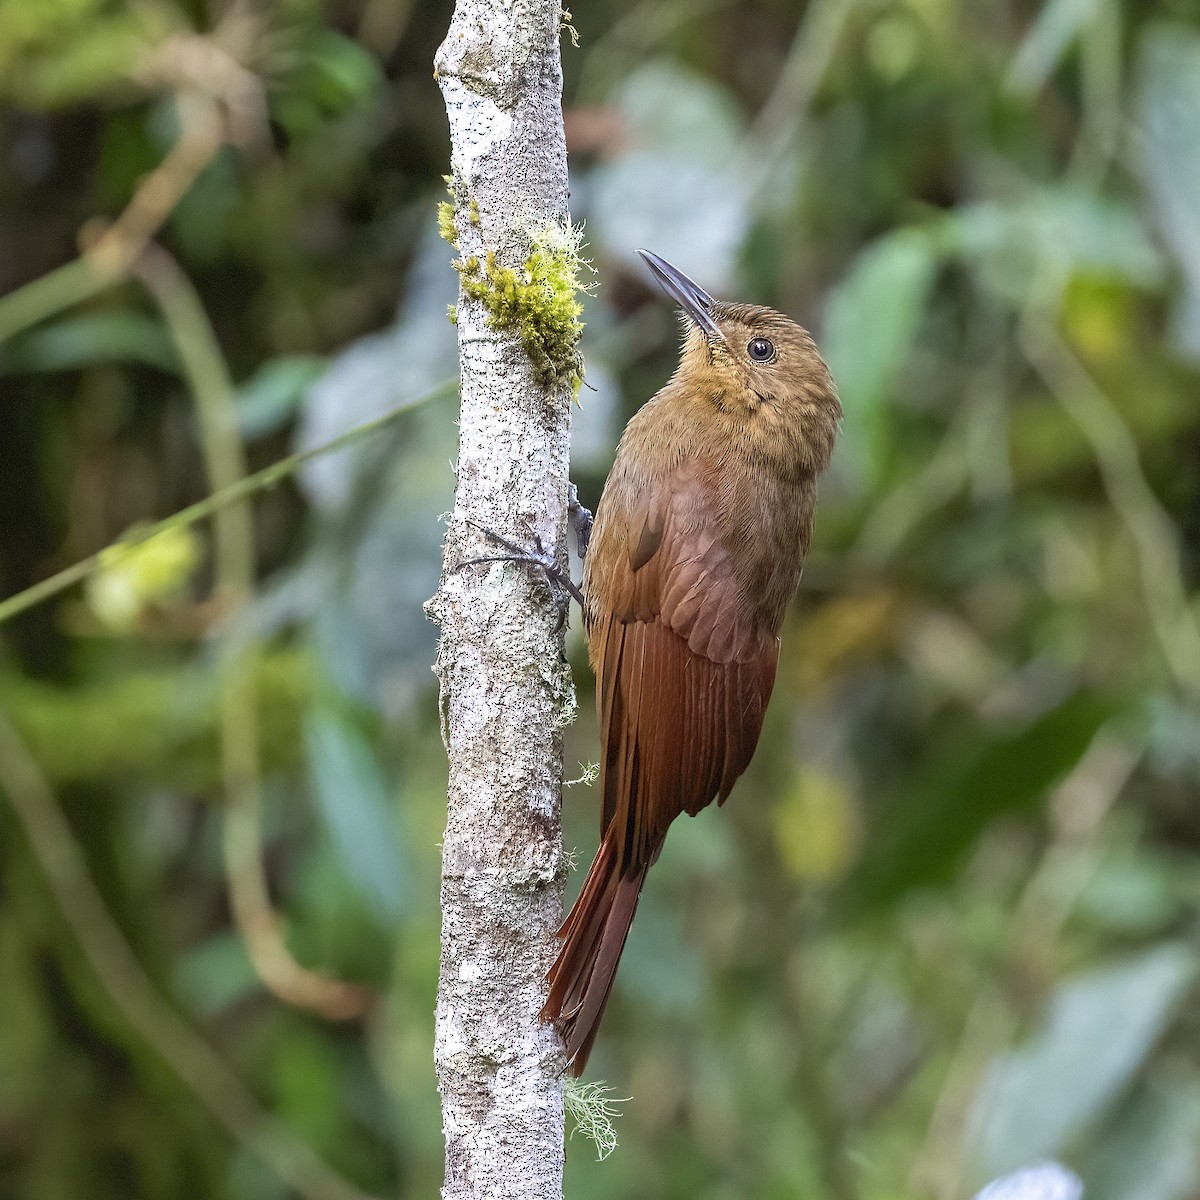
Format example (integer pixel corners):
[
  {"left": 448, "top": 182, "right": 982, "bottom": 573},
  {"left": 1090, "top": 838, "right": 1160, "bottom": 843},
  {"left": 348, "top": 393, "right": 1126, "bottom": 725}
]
[
  {"left": 447, "top": 303, "right": 458, "bottom": 325},
  {"left": 455, "top": 224, "right": 590, "bottom": 394},
  {"left": 437, "top": 201, "right": 457, "bottom": 248},
  {"left": 468, "top": 199, "right": 481, "bottom": 225}
]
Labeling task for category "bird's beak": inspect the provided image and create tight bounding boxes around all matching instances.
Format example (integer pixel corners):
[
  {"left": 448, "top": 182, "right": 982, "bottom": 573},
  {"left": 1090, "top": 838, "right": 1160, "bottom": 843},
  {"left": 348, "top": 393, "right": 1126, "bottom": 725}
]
[{"left": 637, "top": 249, "right": 726, "bottom": 344}]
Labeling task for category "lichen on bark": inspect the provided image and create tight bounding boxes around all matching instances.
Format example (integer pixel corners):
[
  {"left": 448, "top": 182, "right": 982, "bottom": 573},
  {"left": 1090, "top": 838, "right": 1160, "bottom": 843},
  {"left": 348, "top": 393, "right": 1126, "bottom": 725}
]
[{"left": 427, "top": 0, "right": 577, "bottom": 1197}]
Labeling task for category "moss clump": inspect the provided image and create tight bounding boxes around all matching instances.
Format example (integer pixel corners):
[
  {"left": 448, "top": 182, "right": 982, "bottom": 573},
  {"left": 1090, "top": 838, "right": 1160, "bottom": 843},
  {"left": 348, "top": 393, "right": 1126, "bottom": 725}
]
[
  {"left": 447, "top": 303, "right": 458, "bottom": 325},
  {"left": 468, "top": 198, "right": 481, "bottom": 225},
  {"left": 437, "top": 201, "right": 457, "bottom": 248},
  {"left": 456, "top": 224, "right": 591, "bottom": 394}
]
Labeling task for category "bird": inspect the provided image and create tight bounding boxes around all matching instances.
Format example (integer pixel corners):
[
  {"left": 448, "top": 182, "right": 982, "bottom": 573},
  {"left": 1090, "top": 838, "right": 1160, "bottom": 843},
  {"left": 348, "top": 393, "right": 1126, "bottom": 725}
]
[{"left": 538, "top": 250, "right": 842, "bottom": 1075}]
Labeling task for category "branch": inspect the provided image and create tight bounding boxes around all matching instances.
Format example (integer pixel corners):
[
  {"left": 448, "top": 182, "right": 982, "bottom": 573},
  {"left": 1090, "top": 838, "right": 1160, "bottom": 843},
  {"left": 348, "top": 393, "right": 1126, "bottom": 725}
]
[
  {"left": 135, "top": 245, "right": 369, "bottom": 1022},
  {"left": 0, "top": 378, "right": 457, "bottom": 626},
  {"left": 427, "top": 0, "right": 578, "bottom": 1195},
  {"left": 0, "top": 89, "right": 225, "bottom": 345}
]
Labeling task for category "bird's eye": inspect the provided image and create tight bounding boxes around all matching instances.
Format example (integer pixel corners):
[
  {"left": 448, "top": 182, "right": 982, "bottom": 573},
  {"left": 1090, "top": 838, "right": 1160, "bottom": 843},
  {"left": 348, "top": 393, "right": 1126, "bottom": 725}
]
[{"left": 747, "top": 337, "right": 775, "bottom": 362}]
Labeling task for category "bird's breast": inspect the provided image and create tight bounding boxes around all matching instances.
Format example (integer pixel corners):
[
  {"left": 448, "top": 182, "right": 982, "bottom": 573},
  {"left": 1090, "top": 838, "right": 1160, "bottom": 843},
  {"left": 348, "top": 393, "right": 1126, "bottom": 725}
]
[
  {"left": 583, "top": 405, "right": 818, "bottom": 642},
  {"left": 717, "top": 464, "right": 815, "bottom": 634}
]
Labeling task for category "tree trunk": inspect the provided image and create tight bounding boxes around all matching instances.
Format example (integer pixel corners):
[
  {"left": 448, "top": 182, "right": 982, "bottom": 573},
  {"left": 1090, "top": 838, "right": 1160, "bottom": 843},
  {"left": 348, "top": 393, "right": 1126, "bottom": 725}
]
[{"left": 427, "top": 2, "right": 574, "bottom": 1198}]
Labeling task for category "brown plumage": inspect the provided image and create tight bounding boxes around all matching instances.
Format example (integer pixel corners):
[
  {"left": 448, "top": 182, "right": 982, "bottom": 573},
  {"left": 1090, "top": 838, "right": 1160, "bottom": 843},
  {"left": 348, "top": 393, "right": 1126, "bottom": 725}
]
[{"left": 539, "top": 252, "right": 842, "bottom": 1075}]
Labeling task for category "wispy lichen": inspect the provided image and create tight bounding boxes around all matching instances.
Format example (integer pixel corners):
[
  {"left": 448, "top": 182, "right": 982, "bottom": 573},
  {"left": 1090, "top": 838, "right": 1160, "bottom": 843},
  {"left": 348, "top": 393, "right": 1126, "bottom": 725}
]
[
  {"left": 456, "top": 223, "right": 592, "bottom": 394},
  {"left": 565, "top": 1079, "right": 628, "bottom": 1160},
  {"left": 566, "top": 760, "right": 598, "bottom": 787},
  {"left": 561, "top": 7, "right": 580, "bottom": 47}
]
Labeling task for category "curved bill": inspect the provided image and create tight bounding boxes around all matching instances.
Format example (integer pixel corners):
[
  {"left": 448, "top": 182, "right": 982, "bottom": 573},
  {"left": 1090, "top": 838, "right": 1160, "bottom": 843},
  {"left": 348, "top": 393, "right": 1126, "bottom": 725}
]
[{"left": 637, "top": 249, "right": 725, "bottom": 343}]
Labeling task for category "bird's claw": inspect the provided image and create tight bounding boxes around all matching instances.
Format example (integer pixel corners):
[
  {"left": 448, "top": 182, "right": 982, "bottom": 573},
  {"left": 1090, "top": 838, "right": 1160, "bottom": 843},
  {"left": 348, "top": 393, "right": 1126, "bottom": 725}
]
[{"left": 458, "top": 518, "right": 584, "bottom": 629}]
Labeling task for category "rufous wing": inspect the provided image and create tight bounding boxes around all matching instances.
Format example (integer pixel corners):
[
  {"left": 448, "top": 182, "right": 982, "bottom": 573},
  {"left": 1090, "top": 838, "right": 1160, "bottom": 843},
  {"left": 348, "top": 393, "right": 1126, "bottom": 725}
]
[
  {"left": 586, "top": 459, "right": 779, "bottom": 873},
  {"left": 543, "top": 459, "right": 781, "bottom": 1074}
]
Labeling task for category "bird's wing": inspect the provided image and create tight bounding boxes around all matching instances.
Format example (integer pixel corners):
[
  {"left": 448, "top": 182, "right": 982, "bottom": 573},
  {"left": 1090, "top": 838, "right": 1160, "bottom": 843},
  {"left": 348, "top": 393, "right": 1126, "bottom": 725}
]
[{"left": 587, "top": 460, "right": 779, "bottom": 872}]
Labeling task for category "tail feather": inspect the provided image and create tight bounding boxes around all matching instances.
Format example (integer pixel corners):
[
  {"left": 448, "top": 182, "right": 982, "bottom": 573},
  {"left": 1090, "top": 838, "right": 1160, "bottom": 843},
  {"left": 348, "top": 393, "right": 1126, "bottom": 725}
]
[{"left": 541, "top": 837, "right": 648, "bottom": 1075}]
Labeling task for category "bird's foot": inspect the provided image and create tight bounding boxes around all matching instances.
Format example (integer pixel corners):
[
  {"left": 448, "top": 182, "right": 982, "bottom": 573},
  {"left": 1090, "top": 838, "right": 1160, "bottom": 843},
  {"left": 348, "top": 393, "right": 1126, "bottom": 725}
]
[{"left": 458, "top": 519, "right": 584, "bottom": 631}]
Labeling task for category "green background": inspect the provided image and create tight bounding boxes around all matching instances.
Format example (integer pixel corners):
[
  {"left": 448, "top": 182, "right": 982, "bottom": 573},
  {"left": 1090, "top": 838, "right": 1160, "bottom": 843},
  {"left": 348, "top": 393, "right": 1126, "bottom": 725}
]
[{"left": 2, "top": 0, "right": 1200, "bottom": 1197}]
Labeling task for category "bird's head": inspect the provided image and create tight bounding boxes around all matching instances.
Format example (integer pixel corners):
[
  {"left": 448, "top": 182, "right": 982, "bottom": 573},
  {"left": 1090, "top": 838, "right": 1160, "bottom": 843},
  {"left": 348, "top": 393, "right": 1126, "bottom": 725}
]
[{"left": 638, "top": 249, "right": 842, "bottom": 469}]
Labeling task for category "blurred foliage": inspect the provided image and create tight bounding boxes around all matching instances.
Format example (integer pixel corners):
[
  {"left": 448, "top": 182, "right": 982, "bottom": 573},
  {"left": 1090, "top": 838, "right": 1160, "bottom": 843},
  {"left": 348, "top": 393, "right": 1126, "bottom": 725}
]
[{"left": 1, "top": 1, "right": 1200, "bottom": 1198}]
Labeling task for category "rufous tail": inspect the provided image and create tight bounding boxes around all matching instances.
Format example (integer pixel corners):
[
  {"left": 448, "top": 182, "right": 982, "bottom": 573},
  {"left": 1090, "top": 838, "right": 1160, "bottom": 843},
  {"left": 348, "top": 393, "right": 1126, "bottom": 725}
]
[{"left": 540, "top": 837, "right": 648, "bottom": 1076}]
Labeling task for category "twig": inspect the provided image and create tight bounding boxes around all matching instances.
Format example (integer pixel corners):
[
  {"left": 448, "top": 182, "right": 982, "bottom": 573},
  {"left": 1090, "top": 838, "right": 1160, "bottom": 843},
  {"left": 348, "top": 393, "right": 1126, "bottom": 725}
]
[
  {"left": 135, "top": 245, "right": 371, "bottom": 1021},
  {"left": 0, "top": 15, "right": 276, "bottom": 347},
  {"left": 0, "top": 710, "right": 380, "bottom": 1200},
  {"left": 1067, "top": 0, "right": 1121, "bottom": 182},
  {"left": 0, "top": 378, "right": 457, "bottom": 626},
  {"left": 0, "top": 258, "right": 113, "bottom": 345},
  {"left": 137, "top": 25, "right": 270, "bottom": 151},
  {"left": 87, "top": 92, "right": 227, "bottom": 276},
  {"left": 0, "top": 91, "right": 226, "bottom": 346}
]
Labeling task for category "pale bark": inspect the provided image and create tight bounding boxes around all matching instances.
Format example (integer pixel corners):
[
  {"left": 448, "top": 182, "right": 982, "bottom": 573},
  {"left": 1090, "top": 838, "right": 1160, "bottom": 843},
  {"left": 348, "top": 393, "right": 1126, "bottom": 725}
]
[{"left": 426, "top": 2, "right": 574, "bottom": 1199}]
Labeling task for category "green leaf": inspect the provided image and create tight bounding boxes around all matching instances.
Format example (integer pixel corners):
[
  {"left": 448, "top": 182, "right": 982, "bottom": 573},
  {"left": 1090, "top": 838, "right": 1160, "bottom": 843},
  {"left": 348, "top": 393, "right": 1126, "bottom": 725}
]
[
  {"left": 0, "top": 311, "right": 179, "bottom": 374},
  {"left": 1083, "top": 1079, "right": 1200, "bottom": 1200},
  {"left": 1144, "top": 695, "right": 1200, "bottom": 772},
  {"left": 305, "top": 30, "right": 382, "bottom": 111},
  {"left": 1005, "top": 0, "right": 1101, "bottom": 94},
  {"left": 850, "top": 691, "right": 1118, "bottom": 909},
  {"left": 170, "top": 147, "right": 240, "bottom": 264},
  {"left": 971, "top": 944, "right": 1197, "bottom": 1178},
  {"left": 173, "top": 932, "right": 258, "bottom": 1017},
  {"left": 270, "top": 1023, "right": 344, "bottom": 1152},
  {"left": 0, "top": 2, "right": 174, "bottom": 108},
  {"left": 271, "top": 30, "right": 383, "bottom": 136},
  {"left": 613, "top": 60, "right": 744, "bottom": 170},
  {"left": 821, "top": 228, "right": 938, "bottom": 486},
  {"left": 237, "top": 356, "right": 325, "bottom": 439},
  {"left": 1076, "top": 853, "right": 1179, "bottom": 936},
  {"left": 304, "top": 705, "right": 406, "bottom": 924},
  {"left": 949, "top": 190, "right": 1164, "bottom": 305}
]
